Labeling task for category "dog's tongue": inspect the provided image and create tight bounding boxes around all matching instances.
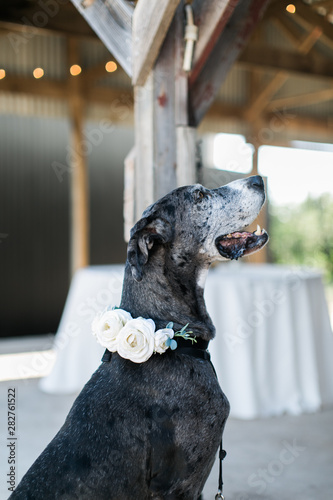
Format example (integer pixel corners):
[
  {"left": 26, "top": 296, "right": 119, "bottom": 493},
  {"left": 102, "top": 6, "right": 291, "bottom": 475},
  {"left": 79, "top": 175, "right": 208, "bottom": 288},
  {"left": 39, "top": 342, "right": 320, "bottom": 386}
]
[{"left": 216, "top": 225, "right": 266, "bottom": 260}]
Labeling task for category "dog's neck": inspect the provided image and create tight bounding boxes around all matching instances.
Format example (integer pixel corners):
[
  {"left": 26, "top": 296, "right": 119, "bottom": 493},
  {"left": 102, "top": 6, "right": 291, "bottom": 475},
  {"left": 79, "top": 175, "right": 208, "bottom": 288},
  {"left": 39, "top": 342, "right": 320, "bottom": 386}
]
[{"left": 120, "top": 250, "right": 215, "bottom": 341}]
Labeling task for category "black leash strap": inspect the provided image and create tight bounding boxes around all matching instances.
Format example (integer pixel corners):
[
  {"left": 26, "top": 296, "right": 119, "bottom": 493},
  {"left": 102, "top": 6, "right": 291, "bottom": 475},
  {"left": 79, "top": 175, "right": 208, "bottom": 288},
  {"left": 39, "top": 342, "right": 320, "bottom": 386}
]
[{"left": 215, "top": 440, "right": 227, "bottom": 499}]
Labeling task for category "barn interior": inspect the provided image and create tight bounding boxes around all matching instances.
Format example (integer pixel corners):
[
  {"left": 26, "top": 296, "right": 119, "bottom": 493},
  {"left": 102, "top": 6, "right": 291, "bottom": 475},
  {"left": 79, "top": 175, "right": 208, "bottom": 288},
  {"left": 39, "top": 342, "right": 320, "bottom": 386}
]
[{"left": 0, "top": 1, "right": 333, "bottom": 498}]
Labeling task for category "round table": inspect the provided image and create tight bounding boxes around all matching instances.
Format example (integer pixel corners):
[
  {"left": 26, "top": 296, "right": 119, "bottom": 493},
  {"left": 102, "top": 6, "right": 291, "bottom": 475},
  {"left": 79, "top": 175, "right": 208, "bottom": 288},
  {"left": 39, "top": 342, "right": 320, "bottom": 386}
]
[
  {"left": 206, "top": 263, "right": 333, "bottom": 418},
  {"left": 40, "top": 263, "right": 333, "bottom": 419}
]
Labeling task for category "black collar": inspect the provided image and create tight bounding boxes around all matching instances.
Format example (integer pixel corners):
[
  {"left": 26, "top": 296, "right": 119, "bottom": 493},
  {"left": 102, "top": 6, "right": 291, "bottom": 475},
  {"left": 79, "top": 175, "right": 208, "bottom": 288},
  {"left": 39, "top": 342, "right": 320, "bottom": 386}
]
[{"left": 101, "top": 337, "right": 210, "bottom": 364}]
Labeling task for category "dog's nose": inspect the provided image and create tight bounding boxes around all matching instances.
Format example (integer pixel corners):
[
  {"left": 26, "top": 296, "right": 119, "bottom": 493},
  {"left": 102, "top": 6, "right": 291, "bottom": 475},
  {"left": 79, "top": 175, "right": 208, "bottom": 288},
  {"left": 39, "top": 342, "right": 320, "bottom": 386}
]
[{"left": 248, "top": 175, "right": 264, "bottom": 190}]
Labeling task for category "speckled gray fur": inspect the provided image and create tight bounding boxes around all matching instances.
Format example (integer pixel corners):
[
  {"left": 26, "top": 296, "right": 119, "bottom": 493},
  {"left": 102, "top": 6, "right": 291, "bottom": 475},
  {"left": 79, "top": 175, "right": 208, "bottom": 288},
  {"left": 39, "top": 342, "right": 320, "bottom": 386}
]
[{"left": 10, "top": 176, "right": 267, "bottom": 500}]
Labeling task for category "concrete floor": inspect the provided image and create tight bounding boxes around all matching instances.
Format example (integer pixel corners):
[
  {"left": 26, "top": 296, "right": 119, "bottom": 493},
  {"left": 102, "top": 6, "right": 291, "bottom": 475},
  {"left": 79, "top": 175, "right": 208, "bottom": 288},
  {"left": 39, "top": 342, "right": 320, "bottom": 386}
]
[{"left": 0, "top": 375, "right": 332, "bottom": 499}]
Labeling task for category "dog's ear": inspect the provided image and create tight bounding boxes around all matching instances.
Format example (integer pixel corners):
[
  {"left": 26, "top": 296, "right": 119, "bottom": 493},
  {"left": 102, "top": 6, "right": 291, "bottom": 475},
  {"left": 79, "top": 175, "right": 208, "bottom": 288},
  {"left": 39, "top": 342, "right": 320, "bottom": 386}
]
[{"left": 127, "top": 216, "right": 172, "bottom": 282}]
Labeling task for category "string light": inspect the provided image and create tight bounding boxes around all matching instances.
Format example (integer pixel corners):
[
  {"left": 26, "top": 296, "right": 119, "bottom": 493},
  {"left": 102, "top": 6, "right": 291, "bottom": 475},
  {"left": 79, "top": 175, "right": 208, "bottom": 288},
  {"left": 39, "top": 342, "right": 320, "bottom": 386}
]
[
  {"left": 33, "top": 67, "right": 44, "bottom": 79},
  {"left": 0, "top": 69, "right": 6, "bottom": 79},
  {"left": 105, "top": 61, "right": 117, "bottom": 73},
  {"left": 286, "top": 4, "right": 296, "bottom": 14},
  {"left": 70, "top": 64, "right": 82, "bottom": 76}
]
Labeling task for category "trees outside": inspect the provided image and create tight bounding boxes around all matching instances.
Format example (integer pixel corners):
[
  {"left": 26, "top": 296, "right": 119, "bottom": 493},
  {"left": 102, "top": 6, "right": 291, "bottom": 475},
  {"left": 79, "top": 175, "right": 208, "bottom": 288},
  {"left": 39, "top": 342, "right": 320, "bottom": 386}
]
[{"left": 269, "top": 193, "right": 333, "bottom": 284}]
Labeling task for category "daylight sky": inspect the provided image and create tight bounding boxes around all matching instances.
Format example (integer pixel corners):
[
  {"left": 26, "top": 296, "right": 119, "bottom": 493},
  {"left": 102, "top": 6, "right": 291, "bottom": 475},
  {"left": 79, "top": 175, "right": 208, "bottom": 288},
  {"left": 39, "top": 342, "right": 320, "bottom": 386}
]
[{"left": 213, "top": 133, "right": 333, "bottom": 206}]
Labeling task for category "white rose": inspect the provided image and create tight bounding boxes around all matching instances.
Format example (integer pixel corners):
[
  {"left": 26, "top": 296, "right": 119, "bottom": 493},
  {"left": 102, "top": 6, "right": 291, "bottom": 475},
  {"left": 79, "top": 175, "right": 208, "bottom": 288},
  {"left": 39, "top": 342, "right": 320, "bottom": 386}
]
[
  {"left": 92, "top": 308, "right": 132, "bottom": 351},
  {"left": 117, "top": 318, "right": 155, "bottom": 363},
  {"left": 154, "top": 328, "right": 174, "bottom": 354}
]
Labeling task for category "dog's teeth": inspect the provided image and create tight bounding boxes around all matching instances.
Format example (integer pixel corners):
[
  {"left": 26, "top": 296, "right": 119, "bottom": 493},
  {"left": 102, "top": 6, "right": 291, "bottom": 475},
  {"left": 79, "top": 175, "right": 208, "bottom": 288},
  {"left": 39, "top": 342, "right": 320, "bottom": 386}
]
[{"left": 254, "top": 224, "right": 261, "bottom": 235}]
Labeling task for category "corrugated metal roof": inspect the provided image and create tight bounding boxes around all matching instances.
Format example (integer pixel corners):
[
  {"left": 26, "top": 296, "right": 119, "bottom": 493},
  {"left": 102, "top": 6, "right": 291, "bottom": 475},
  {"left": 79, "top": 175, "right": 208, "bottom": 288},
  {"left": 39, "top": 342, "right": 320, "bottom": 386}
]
[{"left": 0, "top": 6, "right": 331, "bottom": 138}]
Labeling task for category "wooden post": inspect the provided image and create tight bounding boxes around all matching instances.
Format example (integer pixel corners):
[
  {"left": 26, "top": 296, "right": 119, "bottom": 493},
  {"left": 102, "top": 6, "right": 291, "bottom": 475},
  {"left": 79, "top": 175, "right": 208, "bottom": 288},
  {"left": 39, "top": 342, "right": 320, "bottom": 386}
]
[
  {"left": 175, "top": 6, "right": 197, "bottom": 187},
  {"left": 68, "top": 38, "right": 90, "bottom": 275},
  {"left": 124, "top": 146, "right": 136, "bottom": 242},
  {"left": 133, "top": 2, "right": 196, "bottom": 221}
]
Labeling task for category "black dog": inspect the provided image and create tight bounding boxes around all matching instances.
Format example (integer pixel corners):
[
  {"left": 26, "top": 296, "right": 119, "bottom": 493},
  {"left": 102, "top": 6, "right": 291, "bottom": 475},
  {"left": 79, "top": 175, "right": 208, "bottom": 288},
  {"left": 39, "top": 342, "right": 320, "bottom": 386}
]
[{"left": 10, "top": 176, "right": 268, "bottom": 499}]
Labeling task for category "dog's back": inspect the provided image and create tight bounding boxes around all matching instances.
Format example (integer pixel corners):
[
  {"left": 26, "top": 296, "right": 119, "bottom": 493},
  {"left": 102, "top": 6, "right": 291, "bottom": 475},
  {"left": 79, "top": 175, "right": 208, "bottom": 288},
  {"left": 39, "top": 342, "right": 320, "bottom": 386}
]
[{"left": 10, "top": 352, "right": 228, "bottom": 499}]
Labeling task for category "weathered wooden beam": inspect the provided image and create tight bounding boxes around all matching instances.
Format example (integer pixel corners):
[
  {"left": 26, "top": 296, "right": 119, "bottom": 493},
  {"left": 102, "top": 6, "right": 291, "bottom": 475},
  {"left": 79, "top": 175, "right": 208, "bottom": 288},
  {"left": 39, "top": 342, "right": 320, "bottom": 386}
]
[
  {"left": 189, "top": 0, "right": 239, "bottom": 85},
  {"left": 133, "top": 77, "right": 155, "bottom": 219},
  {"left": 70, "top": 0, "right": 133, "bottom": 77},
  {"left": 238, "top": 43, "right": 333, "bottom": 79},
  {"left": 174, "top": 5, "right": 197, "bottom": 187},
  {"left": 124, "top": 146, "right": 136, "bottom": 243},
  {"left": 133, "top": 3, "right": 197, "bottom": 220},
  {"left": 176, "top": 127, "right": 197, "bottom": 186},
  {"left": 132, "top": 0, "right": 181, "bottom": 87},
  {"left": 189, "top": 0, "right": 271, "bottom": 127},
  {"left": 134, "top": 34, "right": 178, "bottom": 217}
]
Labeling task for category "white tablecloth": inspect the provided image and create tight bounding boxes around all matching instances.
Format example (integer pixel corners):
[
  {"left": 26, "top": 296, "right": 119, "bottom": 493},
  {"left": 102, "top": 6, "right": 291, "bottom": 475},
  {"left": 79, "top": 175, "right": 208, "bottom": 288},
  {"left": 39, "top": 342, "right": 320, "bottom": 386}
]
[
  {"left": 40, "top": 264, "right": 333, "bottom": 419},
  {"left": 206, "top": 264, "right": 333, "bottom": 418}
]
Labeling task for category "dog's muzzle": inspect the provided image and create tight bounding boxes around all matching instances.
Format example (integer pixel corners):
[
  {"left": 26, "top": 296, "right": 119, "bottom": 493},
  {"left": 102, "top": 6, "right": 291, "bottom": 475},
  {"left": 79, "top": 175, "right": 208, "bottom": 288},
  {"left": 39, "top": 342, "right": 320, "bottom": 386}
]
[{"left": 216, "top": 226, "right": 269, "bottom": 260}]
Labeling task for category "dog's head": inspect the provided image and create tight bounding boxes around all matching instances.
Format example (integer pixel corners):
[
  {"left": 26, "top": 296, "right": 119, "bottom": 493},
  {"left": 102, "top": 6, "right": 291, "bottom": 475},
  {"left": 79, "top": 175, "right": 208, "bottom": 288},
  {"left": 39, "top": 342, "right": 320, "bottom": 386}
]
[{"left": 127, "top": 175, "right": 269, "bottom": 281}]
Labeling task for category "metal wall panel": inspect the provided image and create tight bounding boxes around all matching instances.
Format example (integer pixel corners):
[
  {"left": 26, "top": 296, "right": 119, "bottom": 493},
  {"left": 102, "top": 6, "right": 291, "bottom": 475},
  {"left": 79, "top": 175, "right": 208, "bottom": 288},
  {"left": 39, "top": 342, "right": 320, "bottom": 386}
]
[{"left": 0, "top": 114, "right": 133, "bottom": 337}]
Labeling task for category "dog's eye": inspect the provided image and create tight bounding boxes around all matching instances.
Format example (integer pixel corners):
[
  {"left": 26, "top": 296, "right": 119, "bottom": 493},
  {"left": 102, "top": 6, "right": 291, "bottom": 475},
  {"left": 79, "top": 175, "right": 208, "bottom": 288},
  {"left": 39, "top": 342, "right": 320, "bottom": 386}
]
[{"left": 194, "top": 190, "right": 205, "bottom": 202}]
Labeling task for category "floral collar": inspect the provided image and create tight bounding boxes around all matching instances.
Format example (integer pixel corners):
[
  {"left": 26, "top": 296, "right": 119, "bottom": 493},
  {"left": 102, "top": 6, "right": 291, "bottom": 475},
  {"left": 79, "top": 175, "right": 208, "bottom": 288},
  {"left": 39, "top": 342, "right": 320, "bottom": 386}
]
[{"left": 92, "top": 307, "right": 198, "bottom": 364}]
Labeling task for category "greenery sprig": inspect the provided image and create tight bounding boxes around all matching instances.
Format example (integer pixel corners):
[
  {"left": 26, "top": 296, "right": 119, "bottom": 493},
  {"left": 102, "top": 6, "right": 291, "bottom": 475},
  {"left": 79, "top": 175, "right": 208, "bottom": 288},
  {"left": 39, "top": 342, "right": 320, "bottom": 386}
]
[{"left": 165, "top": 322, "right": 197, "bottom": 350}]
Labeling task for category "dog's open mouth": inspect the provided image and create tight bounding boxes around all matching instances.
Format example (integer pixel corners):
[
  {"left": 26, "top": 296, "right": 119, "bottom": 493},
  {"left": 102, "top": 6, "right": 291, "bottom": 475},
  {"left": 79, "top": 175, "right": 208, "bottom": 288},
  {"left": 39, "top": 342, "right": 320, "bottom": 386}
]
[{"left": 216, "top": 225, "right": 269, "bottom": 260}]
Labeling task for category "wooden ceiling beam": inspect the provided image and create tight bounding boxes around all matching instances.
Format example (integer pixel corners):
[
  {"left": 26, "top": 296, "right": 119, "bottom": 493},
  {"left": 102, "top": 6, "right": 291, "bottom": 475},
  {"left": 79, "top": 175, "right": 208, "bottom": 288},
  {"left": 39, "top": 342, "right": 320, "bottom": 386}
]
[
  {"left": 70, "top": 0, "right": 133, "bottom": 77},
  {"left": 292, "top": 0, "right": 333, "bottom": 38},
  {"left": 238, "top": 43, "right": 333, "bottom": 79},
  {"left": 0, "top": 73, "right": 133, "bottom": 106},
  {"left": 243, "top": 27, "right": 322, "bottom": 122},
  {"left": 200, "top": 102, "right": 333, "bottom": 139},
  {"left": 273, "top": 113, "right": 333, "bottom": 138},
  {"left": 0, "top": 75, "right": 68, "bottom": 99},
  {"left": 0, "top": 4, "right": 96, "bottom": 39},
  {"left": 132, "top": 0, "right": 181, "bottom": 86},
  {"left": 267, "top": 87, "right": 333, "bottom": 111},
  {"left": 189, "top": 0, "right": 239, "bottom": 85},
  {"left": 1, "top": 73, "right": 332, "bottom": 139},
  {"left": 189, "top": 0, "right": 271, "bottom": 127}
]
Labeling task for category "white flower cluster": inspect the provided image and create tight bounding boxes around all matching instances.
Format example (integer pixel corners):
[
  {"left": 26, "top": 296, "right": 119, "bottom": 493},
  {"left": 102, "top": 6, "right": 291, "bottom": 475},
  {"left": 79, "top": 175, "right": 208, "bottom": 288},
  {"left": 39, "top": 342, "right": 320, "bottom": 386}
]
[{"left": 92, "top": 308, "right": 175, "bottom": 364}]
